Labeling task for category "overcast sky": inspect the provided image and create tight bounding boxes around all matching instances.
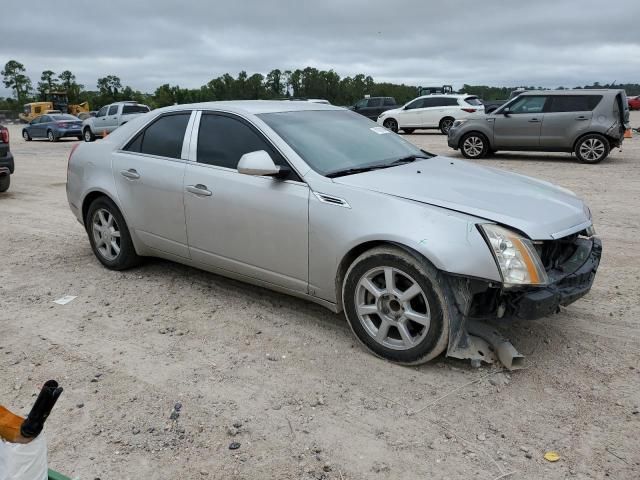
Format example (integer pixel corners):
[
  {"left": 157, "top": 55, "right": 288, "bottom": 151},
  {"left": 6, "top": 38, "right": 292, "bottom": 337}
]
[{"left": 2, "top": 0, "right": 639, "bottom": 97}]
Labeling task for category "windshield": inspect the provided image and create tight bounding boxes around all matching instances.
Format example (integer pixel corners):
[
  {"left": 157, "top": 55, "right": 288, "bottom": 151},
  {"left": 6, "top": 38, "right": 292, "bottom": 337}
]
[{"left": 258, "top": 110, "right": 430, "bottom": 176}]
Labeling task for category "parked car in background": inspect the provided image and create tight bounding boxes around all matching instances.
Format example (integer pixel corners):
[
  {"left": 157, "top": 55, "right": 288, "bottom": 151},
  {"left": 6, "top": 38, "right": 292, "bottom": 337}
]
[
  {"left": 82, "top": 101, "right": 150, "bottom": 142},
  {"left": 448, "top": 89, "right": 630, "bottom": 163},
  {"left": 351, "top": 97, "right": 399, "bottom": 121},
  {"left": 67, "top": 101, "right": 601, "bottom": 366},
  {"left": 378, "top": 94, "right": 484, "bottom": 134},
  {"left": 0, "top": 124, "right": 14, "bottom": 192},
  {"left": 628, "top": 95, "right": 640, "bottom": 110},
  {"left": 22, "top": 114, "right": 83, "bottom": 142}
]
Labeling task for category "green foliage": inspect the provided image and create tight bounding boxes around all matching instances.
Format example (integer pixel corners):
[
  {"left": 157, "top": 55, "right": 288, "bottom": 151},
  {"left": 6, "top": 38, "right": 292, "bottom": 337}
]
[
  {"left": 2, "top": 60, "right": 33, "bottom": 104},
  {"left": 2, "top": 58, "right": 640, "bottom": 113}
]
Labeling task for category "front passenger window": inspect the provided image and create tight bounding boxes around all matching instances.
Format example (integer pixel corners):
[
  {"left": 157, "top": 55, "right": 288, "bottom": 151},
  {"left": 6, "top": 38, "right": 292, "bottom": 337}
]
[
  {"left": 96, "top": 106, "right": 108, "bottom": 118},
  {"left": 508, "top": 96, "right": 547, "bottom": 114}
]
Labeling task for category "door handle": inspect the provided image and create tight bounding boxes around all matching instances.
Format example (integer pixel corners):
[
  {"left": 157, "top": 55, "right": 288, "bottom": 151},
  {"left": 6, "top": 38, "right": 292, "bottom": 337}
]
[
  {"left": 186, "top": 184, "right": 212, "bottom": 196},
  {"left": 528, "top": 118, "right": 541, "bottom": 123},
  {"left": 120, "top": 168, "right": 140, "bottom": 180},
  {"left": 575, "top": 116, "right": 588, "bottom": 121}
]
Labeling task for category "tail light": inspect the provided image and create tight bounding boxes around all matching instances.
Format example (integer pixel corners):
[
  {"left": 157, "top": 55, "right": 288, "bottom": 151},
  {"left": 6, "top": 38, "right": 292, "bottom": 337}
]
[
  {"left": 0, "top": 127, "right": 8, "bottom": 144},
  {"left": 57, "top": 122, "right": 69, "bottom": 128},
  {"left": 461, "top": 108, "right": 477, "bottom": 113}
]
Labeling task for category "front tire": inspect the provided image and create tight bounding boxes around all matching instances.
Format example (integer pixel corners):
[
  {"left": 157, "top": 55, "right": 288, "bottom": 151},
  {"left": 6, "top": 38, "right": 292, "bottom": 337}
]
[
  {"left": 460, "top": 132, "right": 489, "bottom": 159},
  {"left": 439, "top": 117, "right": 455, "bottom": 135},
  {"left": 342, "top": 246, "right": 448, "bottom": 365},
  {"left": 22, "top": 130, "right": 32, "bottom": 141},
  {"left": 383, "top": 118, "right": 398, "bottom": 133},
  {"left": 84, "top": 128, "right": 95, "bottom": 142},
  {"left": 86, "top": 197, "right": 140, "bottom": 270},
  {"left": 575, "top": 134, "right": 609, "bottom": 164},
  {"left": 0, "top": 175, "right": 10, "bottom": 192}
]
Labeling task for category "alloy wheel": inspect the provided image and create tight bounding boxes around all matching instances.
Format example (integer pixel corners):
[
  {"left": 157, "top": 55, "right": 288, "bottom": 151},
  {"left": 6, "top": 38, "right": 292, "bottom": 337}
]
[
  {"left": 441, "top": 119, "right": 453, "bottom": 134},
  {"left": 47, "top": 131, "right": 54, "bottom": 142},
  {"left": 463, "top": 136, "right": 484, "bottom": 157},
  {"left": 22, "top": 130, "right": 29, "bottom": 141},
  {"left": 579, "top": 138, "right": 605, "bottom": 162},
  {"left": 384, "top": 119, "right": 398, "bottom": 133},
  {"left": 91, "top": 208, "right": 122, "bottom": 261},
  {"left": 355, "top": 267, "right": 431, "bottom": 350}
]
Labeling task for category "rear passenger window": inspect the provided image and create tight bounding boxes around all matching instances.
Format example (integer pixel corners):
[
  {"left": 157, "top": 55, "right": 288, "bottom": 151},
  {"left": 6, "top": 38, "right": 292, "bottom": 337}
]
[
  {"left": 442, "top": 98, "right": 459, "bottom": 106},
  {"left": 368, "top": 98, "right": 382, "bottom": 107},
  {"left": 108, "top": 105, "right": 118, "bottom": 116},
  {"left": 420, "top": 98, "right": 438, "bottom": 108},
  {"left": 384, "top": 98, "right": 395, "bottom": 106},
  {"left": 464, "top": 97, "right": 483, "bottom": 106},
  {"left": 547, "top": 95, "right": 602, "bottom": 112},
  {"left": 124, "top": 113, "right": 190, "bottom": 159}
]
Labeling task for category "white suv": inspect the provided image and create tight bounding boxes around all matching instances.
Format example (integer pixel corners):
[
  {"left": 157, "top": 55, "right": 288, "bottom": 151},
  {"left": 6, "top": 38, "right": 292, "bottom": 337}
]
[{"left": 377, "top": 94, "right": 484, "bottom": 134}]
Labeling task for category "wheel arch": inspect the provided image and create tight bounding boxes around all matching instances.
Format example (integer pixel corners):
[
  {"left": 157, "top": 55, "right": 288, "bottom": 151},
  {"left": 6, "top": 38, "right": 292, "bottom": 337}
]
[
  {"left": 571, "top": 131, "right": 611, "bottom": 152},
  {"left": 458, "top": 130, "right": 492, "bottom": 149},
  {"left": 334, "top": 240, "right": 440, "bottom": 313}
]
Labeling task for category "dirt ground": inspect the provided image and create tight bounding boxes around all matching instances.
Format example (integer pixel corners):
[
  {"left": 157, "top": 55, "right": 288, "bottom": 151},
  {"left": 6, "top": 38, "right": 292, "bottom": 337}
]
[{"left": 1, "top": 114, "right": 639, "bottom": 480}]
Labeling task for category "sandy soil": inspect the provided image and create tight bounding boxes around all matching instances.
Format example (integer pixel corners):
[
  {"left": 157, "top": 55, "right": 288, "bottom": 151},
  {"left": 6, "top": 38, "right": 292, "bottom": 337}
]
[{"left": 1, "top": 114, "right": 639, "bottom": 480}]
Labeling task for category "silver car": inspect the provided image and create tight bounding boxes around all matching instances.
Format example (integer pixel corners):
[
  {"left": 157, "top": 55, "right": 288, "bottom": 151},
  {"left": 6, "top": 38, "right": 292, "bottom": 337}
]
[
  {"left": 448, "top": 89, "right": 629, "bottom": 164},
  {"left": 67, "top": 101, "right": 602, "bottom": 365}
]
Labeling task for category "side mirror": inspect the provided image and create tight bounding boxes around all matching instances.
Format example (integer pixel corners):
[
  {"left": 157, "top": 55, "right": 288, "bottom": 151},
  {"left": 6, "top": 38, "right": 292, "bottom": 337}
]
[
  {"left": 238, "top": 150, "right": 289, "bottom": 178},
  {"left": 502, "top": 107, "right": 511, "bottom": 117}
]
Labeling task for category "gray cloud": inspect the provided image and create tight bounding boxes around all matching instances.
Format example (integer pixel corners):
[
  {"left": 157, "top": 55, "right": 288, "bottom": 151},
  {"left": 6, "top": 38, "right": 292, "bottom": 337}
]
[{"left": 1, "top": 0, "right": 639, "bottom": 97}]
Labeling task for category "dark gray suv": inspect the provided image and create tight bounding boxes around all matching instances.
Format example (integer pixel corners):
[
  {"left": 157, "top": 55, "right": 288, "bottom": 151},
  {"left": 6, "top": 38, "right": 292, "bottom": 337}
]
[{"left": 448, "top": 90, "right": 630, "bottom": 163}]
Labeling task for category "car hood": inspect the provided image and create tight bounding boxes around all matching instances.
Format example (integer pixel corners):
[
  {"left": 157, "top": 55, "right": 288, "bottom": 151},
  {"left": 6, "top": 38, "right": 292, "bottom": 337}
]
[
  {"left": 333, "top": 156, "right": 590, "bottom": 240},
  {"left": 380, "top": 108, "right": 402, "bottom": 116}
]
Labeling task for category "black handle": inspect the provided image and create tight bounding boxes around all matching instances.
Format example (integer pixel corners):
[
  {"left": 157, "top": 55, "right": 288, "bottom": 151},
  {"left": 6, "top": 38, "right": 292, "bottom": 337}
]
[{"left": 20, "top": 380, "right": 63, "bottom": 438}]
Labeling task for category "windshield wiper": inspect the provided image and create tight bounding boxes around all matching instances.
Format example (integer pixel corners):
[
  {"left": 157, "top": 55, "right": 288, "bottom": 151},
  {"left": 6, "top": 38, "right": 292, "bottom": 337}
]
[
  {"left": 389, "top": 154, "right": 431, "bottom": 165},
  {"left": 325, "top": 164, "right": 391, "bottom": 178}
]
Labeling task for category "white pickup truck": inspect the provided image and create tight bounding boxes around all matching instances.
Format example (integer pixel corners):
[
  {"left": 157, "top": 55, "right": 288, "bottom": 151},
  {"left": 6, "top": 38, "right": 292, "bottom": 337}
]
[{"left": 82, "top": 101, "right": 150, "bottom": 142}]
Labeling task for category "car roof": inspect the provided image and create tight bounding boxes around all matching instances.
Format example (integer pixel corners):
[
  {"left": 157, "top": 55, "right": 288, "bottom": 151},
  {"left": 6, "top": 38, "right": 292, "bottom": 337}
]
[
  {"left": 415, "top": 94, "right": 471, "bottom": 100},
  {"left": 153, "top": 100, "right": 343, "bottom": 115},
  {"left": 520, "top": 89, "right": 623, "bottom": 96}
]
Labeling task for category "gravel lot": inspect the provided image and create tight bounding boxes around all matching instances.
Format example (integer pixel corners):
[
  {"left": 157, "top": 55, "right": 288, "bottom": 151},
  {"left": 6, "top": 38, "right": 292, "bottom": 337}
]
[{"left": 1, "top": 114, "right": 639, "bottom": 480}]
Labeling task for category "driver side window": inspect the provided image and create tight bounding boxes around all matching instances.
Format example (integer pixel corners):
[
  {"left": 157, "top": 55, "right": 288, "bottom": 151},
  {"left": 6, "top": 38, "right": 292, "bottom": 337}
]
[
  {"left": 405, "top": 99, "right": 423, "bottom": 110},
  {"left": 508, "top": 96, "right": 547, "bottom": 114},
  {"left": 356, "top": 99, "right": 368, "bottom": 109},
  {"left": 96, "top": 106, "right": 108, "bottom": 118}
]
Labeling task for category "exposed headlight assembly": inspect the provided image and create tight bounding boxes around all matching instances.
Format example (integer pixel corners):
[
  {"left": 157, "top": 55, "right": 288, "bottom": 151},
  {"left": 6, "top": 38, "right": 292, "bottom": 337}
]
[{"left": 479, "top": 224, "right": 548, "bottom": 286}]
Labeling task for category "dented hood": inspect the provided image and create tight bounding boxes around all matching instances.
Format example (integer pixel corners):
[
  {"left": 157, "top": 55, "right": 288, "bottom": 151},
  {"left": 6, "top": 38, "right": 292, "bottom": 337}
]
[{"left": 333, "top": 156, "right": 590, "bottom": 240}]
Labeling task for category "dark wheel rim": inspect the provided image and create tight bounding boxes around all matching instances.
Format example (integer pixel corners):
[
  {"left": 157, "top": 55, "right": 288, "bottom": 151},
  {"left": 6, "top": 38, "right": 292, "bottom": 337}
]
[
  {"left": 579, "top": 138, "right": 605, "bottom": 162},
  {"left": 355, "top": 266, "right": 430, "bottom": 351},
  {"left": 462, "top": 136, "right": 484, "bottom": 157},
  {"left": 441, "top": 119, "right": 453, "bottom": 133},
  {"left": 92, "top": 208, "right": 122, "bottom": 261},
  {"left": 384, "top": 119, "right": 398, "bottom": 133}
]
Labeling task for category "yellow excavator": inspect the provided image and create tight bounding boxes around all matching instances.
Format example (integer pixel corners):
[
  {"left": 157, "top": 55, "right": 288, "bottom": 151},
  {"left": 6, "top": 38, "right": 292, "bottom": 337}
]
[{"left": 19, "top": 91, "right": 90, "bottom": 122}]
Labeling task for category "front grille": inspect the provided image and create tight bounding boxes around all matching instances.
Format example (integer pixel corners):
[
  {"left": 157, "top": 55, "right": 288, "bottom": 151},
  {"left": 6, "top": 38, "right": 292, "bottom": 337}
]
[{"left": 534, "top": 233, "right": 579, "bottom": 271}]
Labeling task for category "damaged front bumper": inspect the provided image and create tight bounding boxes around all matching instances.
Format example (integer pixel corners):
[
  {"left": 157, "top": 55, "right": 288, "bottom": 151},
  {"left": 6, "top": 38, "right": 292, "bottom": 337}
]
[{"left": 443, "top": 236, "right": 602, "bottom": 369}]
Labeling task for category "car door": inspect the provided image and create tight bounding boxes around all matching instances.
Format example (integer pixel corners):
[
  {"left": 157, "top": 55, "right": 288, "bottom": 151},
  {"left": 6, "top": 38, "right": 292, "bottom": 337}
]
[
  {"left": 29, "top": 117, "right": 43, "bottom": 137},
  {"left": 398, "top": 98, "right": 426, "bottom": 127},
  {"left": 112, "top": 111, "right": 194, "bottom": 258},
  {"left": 492, "top": 95, "right": 547, "bottom": 148},
  {"left": 93, "top": 106, "right": 109, "bottom": 136},
  {"left": 103, "top": 104, "right": 120, "bottom": 133},
  {"left": 540, "top": 95, "right": 599, "bottom": 149},
  {"left": 183, "top": 111, "right": 309, "bottom": 293},
  {"left": 365, "top": 98, "right": 384, "bottom": 119},
  {"left": 418, "top": 97, "right": 446, "bottom": 126}
]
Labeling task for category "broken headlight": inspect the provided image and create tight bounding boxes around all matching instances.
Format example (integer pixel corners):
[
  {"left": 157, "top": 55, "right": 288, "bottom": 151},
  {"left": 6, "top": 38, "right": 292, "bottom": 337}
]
[{"left": 479, "top": 224, "right": 549, "bottom": 287}]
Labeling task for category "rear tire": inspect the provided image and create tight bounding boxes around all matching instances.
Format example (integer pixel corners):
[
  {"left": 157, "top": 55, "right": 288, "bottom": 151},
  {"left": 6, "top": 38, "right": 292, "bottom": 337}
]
[
  {"left": 86, "top": 196, "right": 140, "bottom": 270},
  {"left": 575, "top": 134, "right": 609, "bottom": 164},
  {"left": 460, "top": 132, "right": 489, "bottom": 159},
  {"left": 342, "top": 246, "right": 449, "bottom": 365},
  {"left": 439, "top": 117, "right": 455, "bottom": 135},
  {"left": 402, "top": 128, "right": 415, "bottom": 134},
  {"left": 0, "top": 175, "right": 9, "bottom": 192},
  {"left": 47, "top": 130, "right": 57, "bottom": 142},
  {"left": 84, "top": 128, "right": 95, "bottom": 142},
  {"left": 383, "top": 118, "right": 398, "bottom": 133}
]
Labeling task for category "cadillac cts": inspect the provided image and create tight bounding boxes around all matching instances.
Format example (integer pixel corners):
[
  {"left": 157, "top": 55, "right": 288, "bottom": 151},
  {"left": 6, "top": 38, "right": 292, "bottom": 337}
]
[{"left": 66, "top": 101, "right": 602, "bottom": 365}]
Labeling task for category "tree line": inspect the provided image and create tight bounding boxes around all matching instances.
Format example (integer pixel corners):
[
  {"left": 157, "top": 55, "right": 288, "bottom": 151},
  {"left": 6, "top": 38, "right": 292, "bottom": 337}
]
[{"left": 2, "top": 59, "right": 639, "bottom": 112}]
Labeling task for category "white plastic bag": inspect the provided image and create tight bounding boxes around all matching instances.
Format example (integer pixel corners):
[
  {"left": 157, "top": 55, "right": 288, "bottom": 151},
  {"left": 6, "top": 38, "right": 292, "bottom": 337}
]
[{"left": 0, "top": 432, "right": 47, "bottom": 480}]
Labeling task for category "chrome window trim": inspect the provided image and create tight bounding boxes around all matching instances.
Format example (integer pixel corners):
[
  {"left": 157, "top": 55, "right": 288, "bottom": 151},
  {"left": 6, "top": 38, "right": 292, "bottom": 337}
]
[
  {"left": 117, "top": 109, "right": 194, "bottom": 154},
  {"left": 180, "top": 111, "right": 198, "bottom": 161}
]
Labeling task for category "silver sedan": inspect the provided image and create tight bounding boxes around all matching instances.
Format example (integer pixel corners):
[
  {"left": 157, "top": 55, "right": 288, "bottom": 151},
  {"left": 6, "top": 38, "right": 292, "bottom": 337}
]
[{"left": 67, "top": 101, "right": 602, "bottom": 365}]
